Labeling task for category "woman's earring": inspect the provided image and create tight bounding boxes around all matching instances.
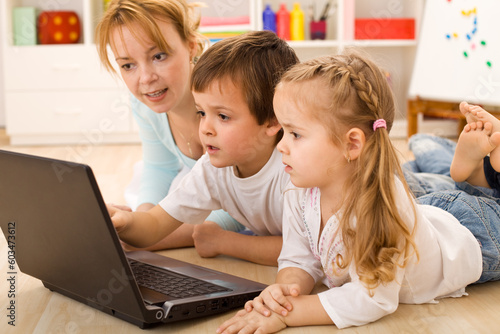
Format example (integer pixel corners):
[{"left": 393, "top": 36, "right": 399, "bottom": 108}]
[
  {"left": 346, "top": 155, "right": 351, "bottom": 164},
  {"left": 191, "top": 56, "right": 199, "bottom": 65}
]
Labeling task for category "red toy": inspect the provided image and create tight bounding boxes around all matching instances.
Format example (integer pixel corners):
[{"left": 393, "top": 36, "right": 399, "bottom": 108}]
[{"left": 37, "top": 11, "right": 81, "bottom": 44}]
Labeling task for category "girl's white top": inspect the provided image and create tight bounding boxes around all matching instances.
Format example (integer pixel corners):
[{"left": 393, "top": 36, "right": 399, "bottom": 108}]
[{"left": 279, "top": 178, "right": 482, "bottom": 329}]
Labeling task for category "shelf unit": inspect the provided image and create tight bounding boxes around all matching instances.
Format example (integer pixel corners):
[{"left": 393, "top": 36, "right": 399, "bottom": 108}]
[
  {"left": 1, "top": 0, "right": 137, "bottom": 145},
  {"left": 254, "top": 0, "right": 424, "bottom": 122},
  {"left": 1, "top": 0, "right": 423, "bottom": 145}
]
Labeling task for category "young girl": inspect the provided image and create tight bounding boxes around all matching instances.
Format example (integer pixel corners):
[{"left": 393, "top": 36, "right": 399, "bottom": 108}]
[{"left": 217, "top": 51, "right": 498, "bottom": 333}]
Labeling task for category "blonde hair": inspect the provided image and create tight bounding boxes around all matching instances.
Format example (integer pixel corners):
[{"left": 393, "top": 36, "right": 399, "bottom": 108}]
[
  {"left": 95, "top": 0, "right": 206, "bottom": 74},
  {"left": 279, "top": 50, "right": 418, "bottom": 292}
]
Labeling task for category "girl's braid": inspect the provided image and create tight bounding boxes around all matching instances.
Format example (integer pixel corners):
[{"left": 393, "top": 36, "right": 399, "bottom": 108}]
[{"left": 342, "top": 64, "right": 380, "bottom": 117}]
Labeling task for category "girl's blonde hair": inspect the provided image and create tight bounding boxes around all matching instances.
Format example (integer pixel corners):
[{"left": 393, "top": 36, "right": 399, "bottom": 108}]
[
  {"left": 95, "top": 0, "right": 206, "bottom": 74},
  {"left": 279, "top": 50, "right": 418, "bottom": 292}
]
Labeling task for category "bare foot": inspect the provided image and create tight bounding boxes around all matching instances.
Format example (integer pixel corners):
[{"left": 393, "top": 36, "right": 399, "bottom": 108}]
[
  {"left": 459, "top": 101, "right": 478, "bottom": 124},
  {"left": 460, "top": 101, "right": 500, "bottom": 133},
  {"left": 450, "top": 121, "right": 498, "bottom": 185}
]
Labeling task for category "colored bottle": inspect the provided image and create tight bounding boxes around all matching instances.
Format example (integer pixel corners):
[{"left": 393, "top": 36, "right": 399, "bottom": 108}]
[
  {"left": 263, "top": 4, "right": 276, "bottom": 33},
  {"left": 290, "top": 2, "right": 304, "bottom": 41},
  {"left": 276, "top": 3, "right": 290, "bottom": 40}
]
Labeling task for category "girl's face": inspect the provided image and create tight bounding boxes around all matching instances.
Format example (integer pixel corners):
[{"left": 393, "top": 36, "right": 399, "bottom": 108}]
[
  {"left": 111, "top": 20, "right": 196, "bottom": 114},
  {"left": 275, "top": 81, "right": 349, "bottom": 191}
]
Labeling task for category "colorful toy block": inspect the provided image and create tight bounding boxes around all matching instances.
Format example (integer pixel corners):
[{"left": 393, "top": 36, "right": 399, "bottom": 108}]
[{"left": 37, "top": 11, "right": 81, "bottom": 44}]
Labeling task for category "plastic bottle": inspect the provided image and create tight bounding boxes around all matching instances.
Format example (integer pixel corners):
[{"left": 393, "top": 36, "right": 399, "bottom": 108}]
[
  {"left": 290, "top": 2, "right": 304, "bottom": 41},
  {"left": 263, "top": 4, "right": 276, "bottom": 33},
  {"left": 276, "top": 3, "right": 290, "bottom": 40}
]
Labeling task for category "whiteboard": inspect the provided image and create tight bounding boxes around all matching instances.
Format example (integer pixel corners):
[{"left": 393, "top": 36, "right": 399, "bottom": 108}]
[{"left": 408, "top": 0, "right": 500, "bottom": 105}]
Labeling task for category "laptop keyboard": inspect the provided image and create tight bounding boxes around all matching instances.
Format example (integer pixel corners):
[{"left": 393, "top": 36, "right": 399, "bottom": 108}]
[{"left": 129, "top": 260, "right": 231, "bottom": 299}]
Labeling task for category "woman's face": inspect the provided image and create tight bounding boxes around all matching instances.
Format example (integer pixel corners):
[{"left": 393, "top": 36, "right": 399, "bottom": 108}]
[{"left": 111, "top": 20, "right": 196, "bottom": 114}]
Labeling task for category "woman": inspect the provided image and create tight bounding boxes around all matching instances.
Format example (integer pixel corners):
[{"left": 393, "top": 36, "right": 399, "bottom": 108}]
[{"left": 95, "top": 0, "right": 243, "bottom": 250}]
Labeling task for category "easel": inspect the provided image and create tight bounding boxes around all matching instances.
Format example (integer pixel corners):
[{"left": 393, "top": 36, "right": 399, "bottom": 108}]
[{"left": 407, "top": 97, "right": 500, "bottom": 138}]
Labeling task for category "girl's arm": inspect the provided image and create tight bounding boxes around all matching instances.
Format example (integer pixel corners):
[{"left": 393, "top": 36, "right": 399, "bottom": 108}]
[
  {"left": 248, "top": 267, "right": 316, "bottom": 316},
  {"left": 108, "top": 204, "right": 182, "bottom": 248},
  {"left": 216, "top": 295, "right": 332, "bottom": 334},
  {"left": 281, "top": 295, "right": 332, "bottom": 327}
]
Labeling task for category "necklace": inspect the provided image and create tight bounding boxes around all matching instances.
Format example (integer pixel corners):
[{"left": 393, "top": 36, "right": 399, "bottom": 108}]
[{"left": 167, "top": 114, "right": 195, "bottom": 159}]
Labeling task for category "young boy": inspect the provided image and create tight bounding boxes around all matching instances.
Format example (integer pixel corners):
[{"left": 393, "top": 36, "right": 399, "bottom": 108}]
[
  {"left": 108, "top": 30, "right": 299, "bottom": 266},
  {"left": 450, "top": 102, "right": 500, "bottom": 190}
]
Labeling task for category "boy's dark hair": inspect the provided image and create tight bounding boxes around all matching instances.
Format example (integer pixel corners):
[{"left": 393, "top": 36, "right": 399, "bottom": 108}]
[{"left": 191, "top": 30, "right": 299, "bottom": 127}]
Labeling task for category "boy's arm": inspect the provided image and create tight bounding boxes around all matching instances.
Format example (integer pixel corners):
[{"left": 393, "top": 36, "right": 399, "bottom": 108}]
[
  {"left": 220, "top": 234, "right": 282, "bottom": 266},
  {"left": 109, "top": 204, "right": 183, "bottom": 248},
  {"left": 192, "top": 222, "right": 282, "bottom": 266}
]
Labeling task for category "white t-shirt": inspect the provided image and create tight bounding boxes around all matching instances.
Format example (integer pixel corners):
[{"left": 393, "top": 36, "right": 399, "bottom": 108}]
[
  {"left": 159, "top": 148, "right": 289, "bottom": 236},
  {"left": 279, "top": 178, "right": 482, "bottom": 329}
]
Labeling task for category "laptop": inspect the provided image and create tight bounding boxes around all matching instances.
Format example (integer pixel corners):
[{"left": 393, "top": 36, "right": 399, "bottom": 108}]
[{"left": 0, "top": 149, "right": 267, "bottom": 328}]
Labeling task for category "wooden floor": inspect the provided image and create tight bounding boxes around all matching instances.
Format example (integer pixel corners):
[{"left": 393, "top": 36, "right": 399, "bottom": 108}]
[{"left": 1, "top": 129, "right": 500, "bottom": 333}]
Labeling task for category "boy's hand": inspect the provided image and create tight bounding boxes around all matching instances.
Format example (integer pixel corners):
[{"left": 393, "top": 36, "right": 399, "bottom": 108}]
[
  {"left": 246, "top": 283, "right": 301, "bottom": 317},
  {"left": 108, "top": 203, "right": 132, "bottom": 212},
  {"left": 217, "top": 308, "right": 286, "bottom": 334},
  {"left": 192, "top": 221, "right": 224, "bottom": 257},
  {"left": 106, "top": 204, "right": 134, "bottom": 233}
]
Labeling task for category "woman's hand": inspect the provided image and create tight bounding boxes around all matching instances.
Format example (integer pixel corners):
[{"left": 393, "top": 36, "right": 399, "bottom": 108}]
[{"left": 246, "top": 283, "right": 301, "bottom": 317}]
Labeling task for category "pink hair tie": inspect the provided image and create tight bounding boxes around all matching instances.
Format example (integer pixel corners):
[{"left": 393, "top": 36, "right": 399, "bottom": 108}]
[{"left": 373, "top": 119, "right": 387, "bottom": 131}]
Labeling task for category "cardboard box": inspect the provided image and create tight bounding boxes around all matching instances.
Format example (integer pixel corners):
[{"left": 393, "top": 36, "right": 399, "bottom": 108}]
[{"left": 355, "top": 18, "right": 415, "bottom": 40}]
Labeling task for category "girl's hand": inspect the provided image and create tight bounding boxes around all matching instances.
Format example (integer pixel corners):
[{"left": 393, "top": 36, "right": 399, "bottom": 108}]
[
  {"left": 246, "top": 283, "right": 301, "bottom": 317},
  {"left": 217, "top": 308, "right": 286, "bottom": 334}
]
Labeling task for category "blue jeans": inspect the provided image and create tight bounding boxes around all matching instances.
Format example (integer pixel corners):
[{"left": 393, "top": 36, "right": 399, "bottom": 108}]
[
  {"left": 484, "top": 156, "right": 500, "bottom": 190},
  {"left": 405, "top": 134, "right": 500, "bottom": 283},
  {"left": 406, "top": 133, "right": 457, "bottom": 175}
]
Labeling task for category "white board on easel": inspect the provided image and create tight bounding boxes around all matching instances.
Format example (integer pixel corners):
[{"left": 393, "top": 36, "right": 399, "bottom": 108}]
[{"left": 408, "top": 0, "right": 500, "bottom": 106}]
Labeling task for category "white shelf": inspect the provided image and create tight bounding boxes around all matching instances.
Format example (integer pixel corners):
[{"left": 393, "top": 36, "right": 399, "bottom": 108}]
[
  {"left": 1, "top": 0, "right": 136, "bottom": 145},
  {"left": 287, "top": 40, "right": 341, "bottom": 48},
  {"left": 1, "top": 0, "right": 424, "bottom": 144},
  {"left": 347, "top": 40, "right": 418, "bottom": 47},
  {"left": 288, "top": 39, "right": 418, "bottom": 49}
]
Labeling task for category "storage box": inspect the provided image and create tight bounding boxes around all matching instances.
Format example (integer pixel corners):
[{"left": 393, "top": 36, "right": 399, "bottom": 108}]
[
  {"left": 355, "top": 18, "right": 415, "bottom": 40},
  {"left": 13, "top": 7, "right": 37, "bottom": 45}
]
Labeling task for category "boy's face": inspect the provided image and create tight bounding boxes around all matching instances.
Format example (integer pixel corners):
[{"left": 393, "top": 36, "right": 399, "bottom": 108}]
[{"left": 193, "top": 77, "right": 278, "bottom": 177}]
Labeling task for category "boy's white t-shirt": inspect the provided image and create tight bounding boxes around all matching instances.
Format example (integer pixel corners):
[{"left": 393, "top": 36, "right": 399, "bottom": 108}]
[
  {"left": 279, "top": 178, "right": 482, "bottom": 329},
  {"left": 159, "top": 148, "right": 289, "bottom": 236}
]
